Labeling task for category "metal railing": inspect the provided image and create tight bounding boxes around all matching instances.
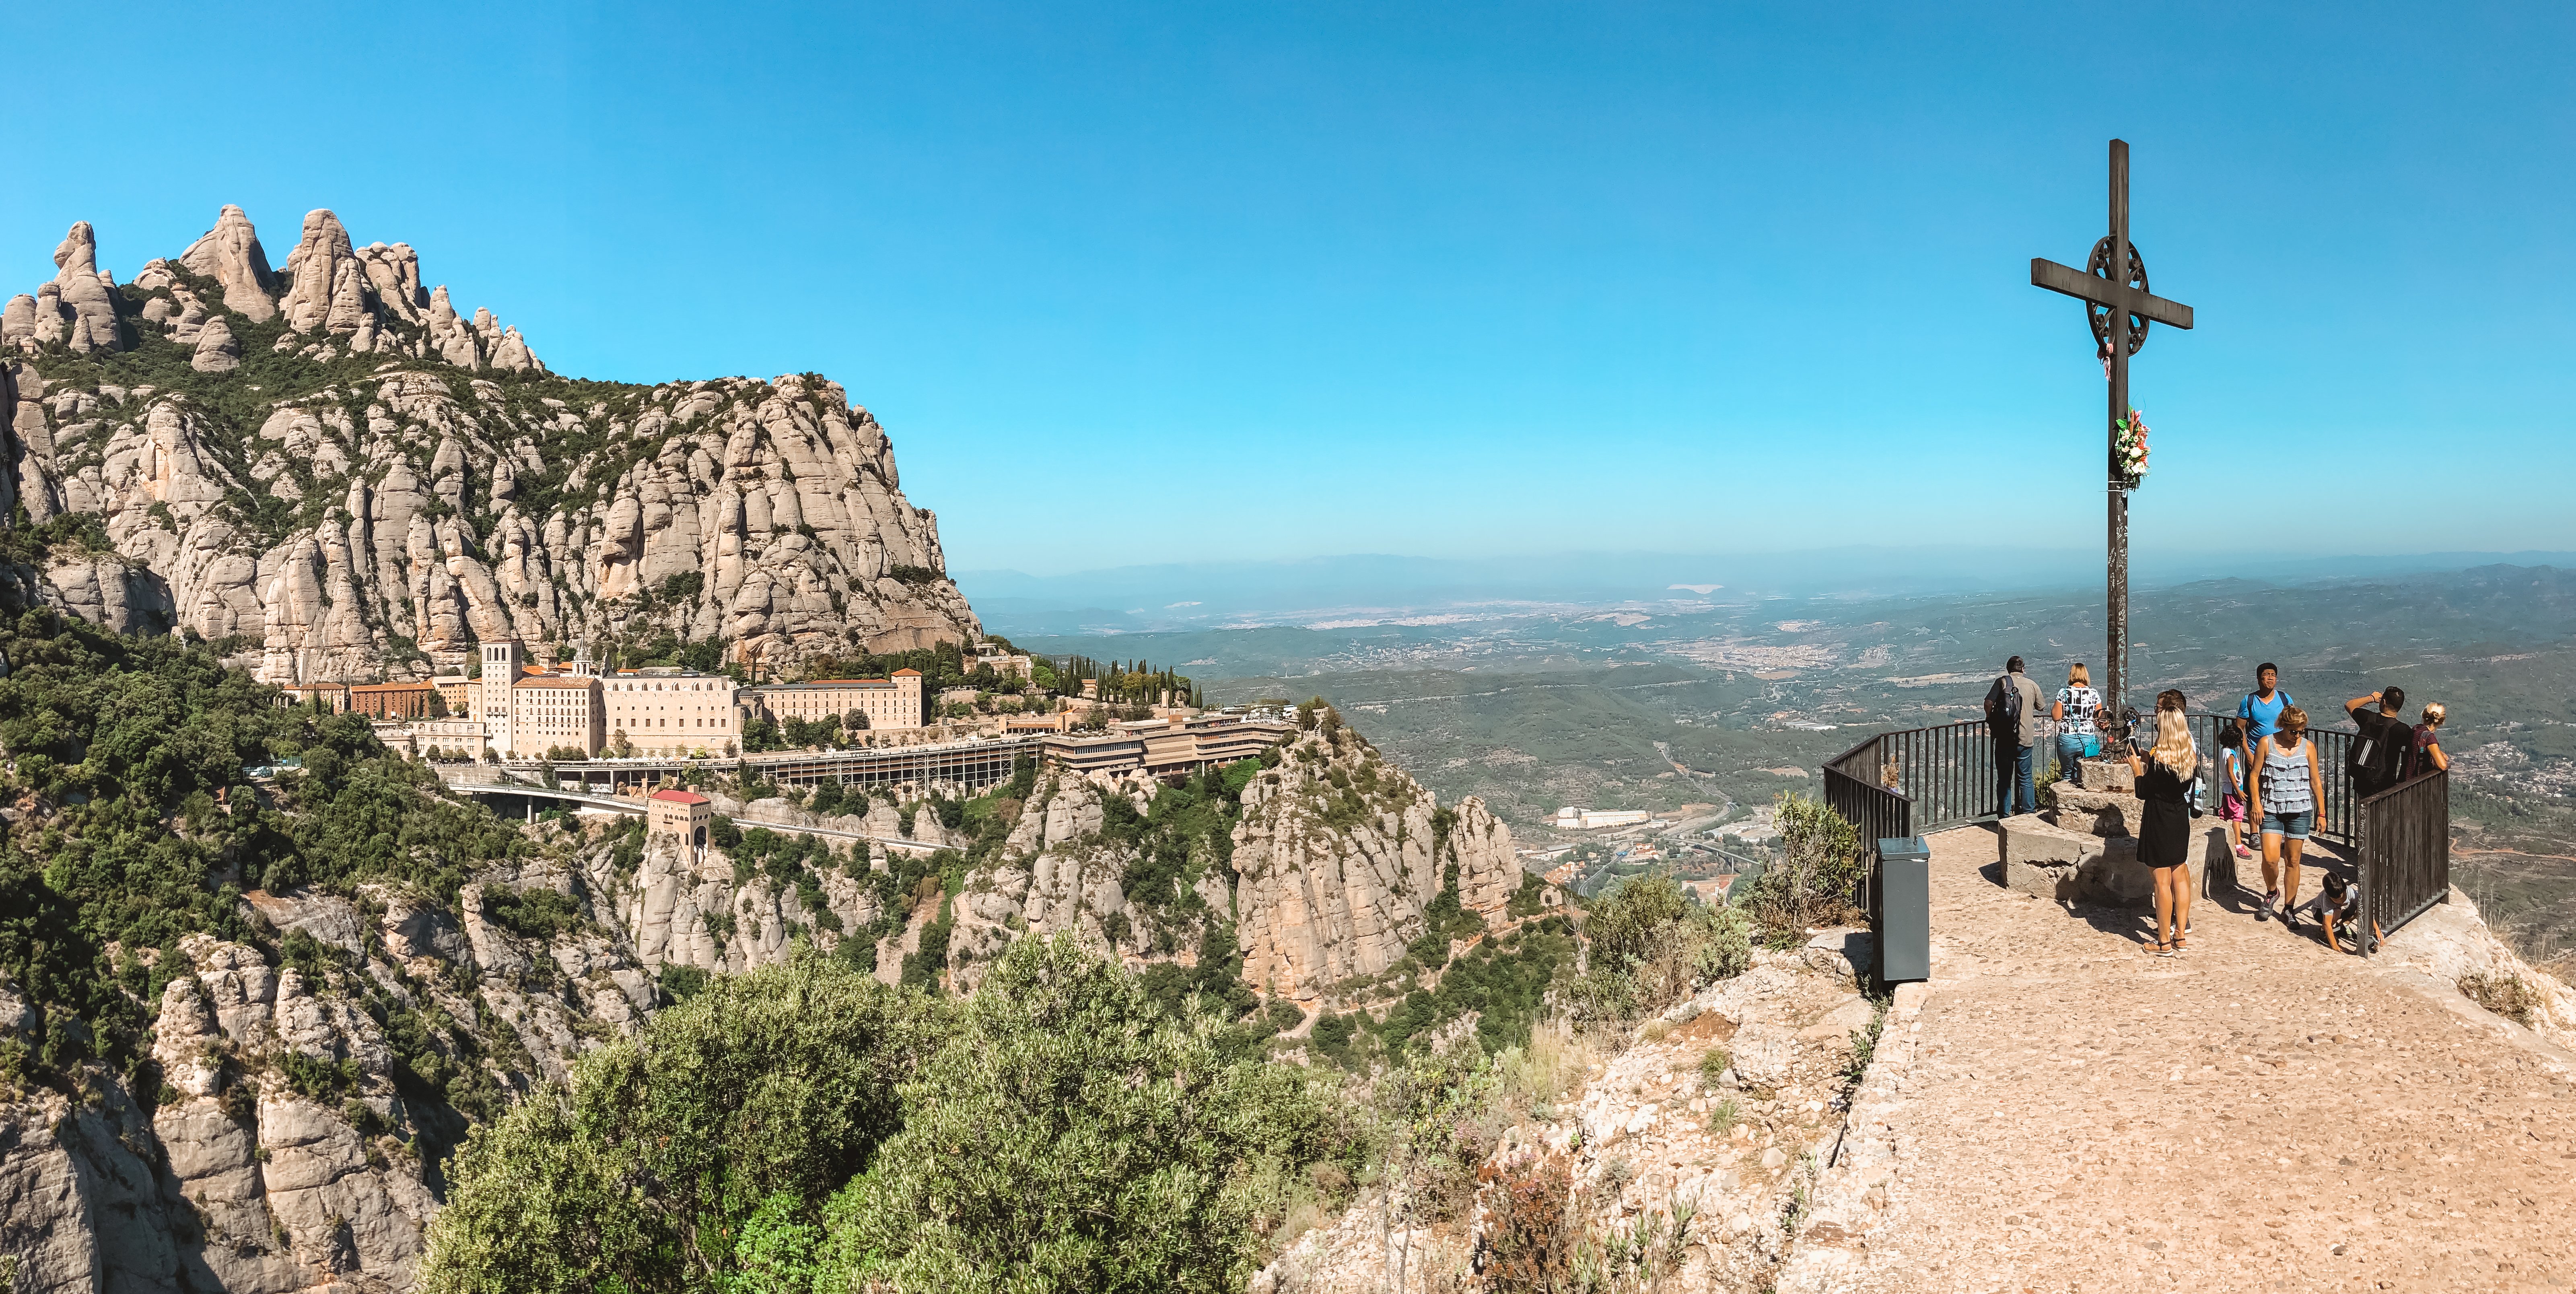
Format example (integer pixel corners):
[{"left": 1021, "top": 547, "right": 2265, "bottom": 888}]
[
  {"left": 1824, "top": 719, "right": 2002, "bottom": 845},
  {"left": 2187, "top": 713, "right": 2355, "bottom": 847},
  {"left": 2357, "top": 770, "right": 2451, "bottom": 954},
  {"left": 1828, "top": 711, "right": 2449, "bottom": 953}
]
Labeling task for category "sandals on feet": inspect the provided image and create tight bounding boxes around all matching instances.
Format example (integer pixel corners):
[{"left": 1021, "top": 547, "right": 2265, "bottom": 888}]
[{"left": 2154, "top": 941, "right": 2177, "bottom": 958}]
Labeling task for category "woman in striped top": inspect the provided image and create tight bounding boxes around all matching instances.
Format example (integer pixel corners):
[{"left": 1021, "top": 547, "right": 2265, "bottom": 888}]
[{"left": 2249, "top": 705, "right": 2325, "bottom": 925}]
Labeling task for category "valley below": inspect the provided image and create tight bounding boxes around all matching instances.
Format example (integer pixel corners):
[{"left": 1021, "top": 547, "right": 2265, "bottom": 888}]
[{"left": 1001, "top": 562, "right": 2576, "bottom": 971}]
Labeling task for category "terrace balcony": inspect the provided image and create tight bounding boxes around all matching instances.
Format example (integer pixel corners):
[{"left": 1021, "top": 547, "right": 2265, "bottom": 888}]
[{"left": 1825, "top": 713, "right": 2450, "bottom": 955}]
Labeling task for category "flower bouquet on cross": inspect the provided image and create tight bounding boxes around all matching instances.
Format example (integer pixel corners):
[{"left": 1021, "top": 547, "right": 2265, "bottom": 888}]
[{"left": 2115, "top": 408, "right": 2150, "bottom": 487}]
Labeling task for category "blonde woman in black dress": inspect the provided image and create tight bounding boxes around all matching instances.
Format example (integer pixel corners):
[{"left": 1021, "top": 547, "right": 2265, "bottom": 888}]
[{"left": 2122, "top": 706, "right": 2199, "bottom": 956}]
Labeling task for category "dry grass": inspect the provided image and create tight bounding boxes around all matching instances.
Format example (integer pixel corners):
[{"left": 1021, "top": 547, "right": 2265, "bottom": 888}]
[
  {"left": 1497, "top": 1018, "right": 1597, "bottom": 1117},
  {"left": 2459, "top": 973, "right": 2541, "bottom": 1026}
]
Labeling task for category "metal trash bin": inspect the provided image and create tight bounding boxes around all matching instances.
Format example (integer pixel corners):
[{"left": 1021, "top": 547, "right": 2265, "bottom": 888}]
[{"left": 1875, "top": 836, "right": 1930, "bottom": 984}]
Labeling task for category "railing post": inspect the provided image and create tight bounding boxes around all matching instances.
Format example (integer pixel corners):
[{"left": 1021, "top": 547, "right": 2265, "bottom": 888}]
[{"left": 2357, "top": 791, "right": 2375, "bottom": 957}]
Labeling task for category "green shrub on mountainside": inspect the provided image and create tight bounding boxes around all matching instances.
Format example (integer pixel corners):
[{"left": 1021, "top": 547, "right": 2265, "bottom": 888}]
[
  {"left": 1738, "top": 791, "right": 1863, "bottom": 933},
  {"left": 822, "top": 936, "right": 1361, "bottom": 1293},
  {"left": 1568, "top": 872, "right": 1752, "bottom": 1028},
  {"left": 0, "top": 606, "right": 526, "bottom": 1091},
  {"left": 422, "top": 937, "right": 1367, "bottom": 1294}
]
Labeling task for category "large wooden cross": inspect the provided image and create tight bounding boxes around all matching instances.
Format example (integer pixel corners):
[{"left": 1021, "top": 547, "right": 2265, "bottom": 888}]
[{"left": 2030, "top": 138, "right": 2195, "bottom": 726}]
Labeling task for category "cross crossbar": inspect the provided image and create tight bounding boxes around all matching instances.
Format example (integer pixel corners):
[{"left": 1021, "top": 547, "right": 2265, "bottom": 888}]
[{"left": 2029, "top": 258, "right": 2196, "bottom": 330}]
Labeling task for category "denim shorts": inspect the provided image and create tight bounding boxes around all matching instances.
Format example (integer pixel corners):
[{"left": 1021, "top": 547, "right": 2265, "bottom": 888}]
[{"left": 2261, "top": 810, "right": 2314, "bottom": 840}]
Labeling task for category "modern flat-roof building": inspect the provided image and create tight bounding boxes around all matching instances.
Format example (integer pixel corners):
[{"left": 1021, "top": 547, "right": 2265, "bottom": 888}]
[
  {"left": 1553, "top": 807, "right": 1657, "bottom": 831},
  {"left": 511, "top": 674, "right": 603, "bottom": 759},
  {"left": 431, "top": 676, "right": 475, "bottom": 717},
  {"left": 743, "top": 669, "right": 923, "bottom": 730},
  {"left": 1035, "top": 713, "right": 1295, "bottom": 778}
]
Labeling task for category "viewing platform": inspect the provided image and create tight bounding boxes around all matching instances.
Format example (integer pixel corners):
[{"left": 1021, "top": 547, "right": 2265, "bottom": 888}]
[
  {"left": 1826, "top": 715, "right": 2452, "bottom": 955},
  {"left": 1777, "top": 823, "right": 2575, "bottom": 1291}
]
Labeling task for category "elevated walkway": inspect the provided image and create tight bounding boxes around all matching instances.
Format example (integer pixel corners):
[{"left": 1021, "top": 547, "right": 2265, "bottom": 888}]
[
  {"left": 457, "top": 734, "right": 1031, "bottom": 795},
  {"left": 440, "top": 775, "right": 944, "bottom": 854}
]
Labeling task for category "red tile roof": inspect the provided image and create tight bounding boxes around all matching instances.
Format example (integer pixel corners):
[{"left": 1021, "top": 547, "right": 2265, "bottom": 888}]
[
  {"left": 892, "top": 668, "right": 923, "bottom": 677},
  {"left": 649, "top": 789, "right": 710, "bottom": 805}
]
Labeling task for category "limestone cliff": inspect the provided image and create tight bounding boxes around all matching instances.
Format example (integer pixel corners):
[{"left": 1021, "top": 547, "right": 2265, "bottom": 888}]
[
  {"left": 0, "top": 839, "right": 658, "bottom": 1294},
  {"left": 2, "top": 206, "right": 978, "bottom": 678},
  {"left": 0, "top": 796, "right": 924, "bottom": 1294},
  {"left": 904, "top": 714, "right": 1520, "bottom": 1003},
  {"left": 1233, "top": 718, "right": 1519, "bottom": 1003}
]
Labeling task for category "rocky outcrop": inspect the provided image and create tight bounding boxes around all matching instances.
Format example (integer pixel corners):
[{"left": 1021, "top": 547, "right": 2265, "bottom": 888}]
[
  {"left": 180, "top": 204, "right": 279, "bottom": 322},
  {"left": 1233, "top": 716, "right": 1519, "bottom": 1002},
  {"left": 857, "top": 715, "right": 1524, "bottom": 1003},
  {"left": 192, "top": 314, "right": 241, "bottom": 371},
  {"left": 626, "top": 832, "right": 882, "bottom": 979},
  {"left": 1256, "top": 939, "right": 1876, "bottom": 1294},
  {"left": 5, "top": 204, "right": 980, "bottom": 677},
  {"left": 49, "top": 221, "right": 123, "bottom": 354}
]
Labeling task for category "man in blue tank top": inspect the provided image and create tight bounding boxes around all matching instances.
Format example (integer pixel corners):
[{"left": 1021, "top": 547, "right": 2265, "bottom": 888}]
[{"left": 2234, "top": 663, "right": 2294, "bottom": 802}]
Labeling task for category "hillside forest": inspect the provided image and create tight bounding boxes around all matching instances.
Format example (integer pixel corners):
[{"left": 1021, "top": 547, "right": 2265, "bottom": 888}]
[{"left": 0, "top": 597, "right": 1868, "bottom": 1291}]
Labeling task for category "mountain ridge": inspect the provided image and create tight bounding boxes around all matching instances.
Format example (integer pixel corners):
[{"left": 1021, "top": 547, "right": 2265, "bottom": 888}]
[{"left": 5, "top": 206, "right": 978, "bottom": 681}]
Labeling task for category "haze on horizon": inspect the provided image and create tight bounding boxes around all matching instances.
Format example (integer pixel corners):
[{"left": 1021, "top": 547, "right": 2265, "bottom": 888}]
[{"left": 8, "top": 1, "right": 2572, "bottom": 576}]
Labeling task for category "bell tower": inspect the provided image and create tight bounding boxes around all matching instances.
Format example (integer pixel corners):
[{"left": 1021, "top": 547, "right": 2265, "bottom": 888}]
[{"left": 480, "top": 639, "right": 523, "bottom": 757}]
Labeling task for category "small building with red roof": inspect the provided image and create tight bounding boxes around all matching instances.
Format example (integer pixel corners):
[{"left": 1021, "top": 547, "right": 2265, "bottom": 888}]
[{"left": 647, "top": 787, "right": 713, "bottom": 851}]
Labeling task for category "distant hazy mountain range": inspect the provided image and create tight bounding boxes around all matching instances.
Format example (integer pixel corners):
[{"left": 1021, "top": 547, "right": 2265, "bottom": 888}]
[{"left": 959, "top": 550, "right": 2576, "bottom": 637}]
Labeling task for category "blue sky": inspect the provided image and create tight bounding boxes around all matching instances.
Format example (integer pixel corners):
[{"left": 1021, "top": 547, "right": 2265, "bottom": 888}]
[{"left": 6, "top": 2, "right": 2572, "bottom": 575}]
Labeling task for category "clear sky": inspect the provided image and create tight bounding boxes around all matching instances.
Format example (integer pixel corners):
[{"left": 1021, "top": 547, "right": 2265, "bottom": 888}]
[{"left": 7, "top": 2, "right": 2571, "bottom": 575}]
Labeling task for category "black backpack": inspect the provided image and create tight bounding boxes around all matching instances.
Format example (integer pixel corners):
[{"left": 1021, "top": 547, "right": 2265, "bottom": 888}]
[
  {"left": 2349, "top": 713, "right": 2409, "bottom": 786},
  {"left": 1985, "top": 674, "right": 2023, "bottom": 739}
]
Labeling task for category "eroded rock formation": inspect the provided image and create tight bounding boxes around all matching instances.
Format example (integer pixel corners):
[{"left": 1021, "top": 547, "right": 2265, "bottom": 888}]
[
  {"left": 1233, "top": 721, "right": 1519, "bottom": 1002},
  {"left": 4, "top": 205, "right": 978, "bottom": 678}
]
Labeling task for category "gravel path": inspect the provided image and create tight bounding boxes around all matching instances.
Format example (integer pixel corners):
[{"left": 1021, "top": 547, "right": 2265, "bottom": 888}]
[{"left": 1846, "top": 825, "right": 2576, "bottom": 1292}]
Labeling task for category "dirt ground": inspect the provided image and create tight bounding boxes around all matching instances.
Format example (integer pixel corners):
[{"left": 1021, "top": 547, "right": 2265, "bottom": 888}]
[{"left": 1837, "top": 825, "right": 2576, "bottom": 1293}]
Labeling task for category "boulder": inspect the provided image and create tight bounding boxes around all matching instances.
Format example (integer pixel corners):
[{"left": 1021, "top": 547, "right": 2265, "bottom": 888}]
[
  {"left": 243, "top": 888, "right": 367, "bottom": 955},
  {"left": 2050, "top": 786, "right": 2144, "bottom": 838},
  {"left": 189, "top": 316, "right": 241, "bottom": 372},
  {"left": 1726, "top": 1020, "right": 1798, "bottom": 1088}
]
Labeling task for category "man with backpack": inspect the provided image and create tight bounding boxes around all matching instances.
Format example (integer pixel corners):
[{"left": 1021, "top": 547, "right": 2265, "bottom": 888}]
[
  {"left": 1983, "top": 655, "right": 2046, "bottom": 817},
  {"left": 2343, "top": 686, "right": 2413, "bottom": 800},
  {"left": 2234, "top": 663, "right": 2296, "bottom": 804}
]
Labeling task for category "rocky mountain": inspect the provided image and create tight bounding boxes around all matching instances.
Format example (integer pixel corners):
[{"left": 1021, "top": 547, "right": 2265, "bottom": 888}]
[
  {"left": 2, "top": 207, "right": 977, "bottom": 680},
  {"left": 0, "top": 711, "right": 1535, "bottom": 1292},
  {"left": 1232, "top": 720, "right": 1519, "bottom": 1001}
]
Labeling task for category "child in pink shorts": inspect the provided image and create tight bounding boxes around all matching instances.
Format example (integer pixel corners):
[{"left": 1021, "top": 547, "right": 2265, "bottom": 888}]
[{"left": 2218, "top": 727, "right": 2253, "bottom": 859}]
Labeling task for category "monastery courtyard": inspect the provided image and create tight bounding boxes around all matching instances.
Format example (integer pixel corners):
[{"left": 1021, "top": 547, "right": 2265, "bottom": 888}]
[{"left": 1800, "top": 825, "right": 2576, "bottom": 1293}]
